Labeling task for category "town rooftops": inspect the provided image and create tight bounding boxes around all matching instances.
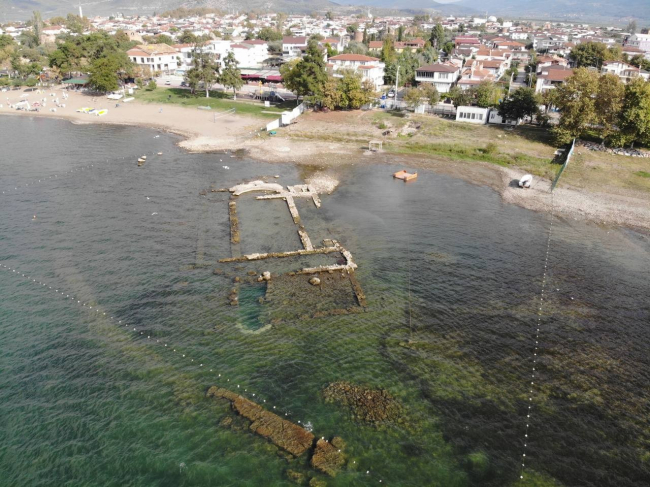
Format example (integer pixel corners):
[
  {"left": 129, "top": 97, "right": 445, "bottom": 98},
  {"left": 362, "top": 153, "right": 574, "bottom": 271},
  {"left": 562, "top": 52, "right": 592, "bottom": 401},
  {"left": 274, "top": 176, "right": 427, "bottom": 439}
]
[
  {"left": 127, "top": 43, "right": 179, "bottom": 55},
  {"left": 283, "top": 36, "right": 307, "bottom": 44},
  {"left": 538, "top": 65, "right": 574, "bottom": 81},
  {"left": 417, "top": 63, "right": 461, "bottom": 73},
  {"left": 368, "top": 41, "right": 383, "bottom": 49},
  {"left": 329, "top": 54, "right": 380, "bottom": 62}
]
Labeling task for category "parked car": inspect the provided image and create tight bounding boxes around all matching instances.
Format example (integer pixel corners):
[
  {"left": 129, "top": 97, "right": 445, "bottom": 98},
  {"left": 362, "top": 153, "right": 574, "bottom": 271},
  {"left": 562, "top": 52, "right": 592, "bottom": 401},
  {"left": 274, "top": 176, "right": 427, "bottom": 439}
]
[
  {"left": 387, "top": 90, "right": 395, "bottom": 98},
  {"left": 180, "top": 81, "right": 188, "bottom": 87},
  {"left": 164, "top": 80, "right": 171, "bottom": 85}
]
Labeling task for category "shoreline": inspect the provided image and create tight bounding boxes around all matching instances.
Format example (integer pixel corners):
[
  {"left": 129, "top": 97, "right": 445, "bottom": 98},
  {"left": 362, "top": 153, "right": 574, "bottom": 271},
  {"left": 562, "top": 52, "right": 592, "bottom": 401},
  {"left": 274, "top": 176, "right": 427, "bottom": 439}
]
[{"left": 2, "top": 88, "right": 649, "bottom": 232}]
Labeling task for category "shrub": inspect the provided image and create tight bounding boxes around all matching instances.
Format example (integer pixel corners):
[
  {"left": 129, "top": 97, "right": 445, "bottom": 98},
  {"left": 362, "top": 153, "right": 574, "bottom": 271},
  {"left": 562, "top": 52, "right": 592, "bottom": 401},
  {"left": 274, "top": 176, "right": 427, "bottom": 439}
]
[
  {"left": 378, "top": 121, "right": 388, "bottom": 129},
  {"left": 146, "top": 80, "right": 157, "bottom": 91},
  {"left": 483, "top": 142, "right": 498, "bottom": 154}
]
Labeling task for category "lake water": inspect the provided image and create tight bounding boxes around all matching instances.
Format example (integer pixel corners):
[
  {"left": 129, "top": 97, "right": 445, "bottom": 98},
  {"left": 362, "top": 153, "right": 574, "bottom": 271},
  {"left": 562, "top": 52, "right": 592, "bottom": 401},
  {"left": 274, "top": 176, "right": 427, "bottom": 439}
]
[{"left": 1, "top": 115, "right": 649, "bottom": 487}]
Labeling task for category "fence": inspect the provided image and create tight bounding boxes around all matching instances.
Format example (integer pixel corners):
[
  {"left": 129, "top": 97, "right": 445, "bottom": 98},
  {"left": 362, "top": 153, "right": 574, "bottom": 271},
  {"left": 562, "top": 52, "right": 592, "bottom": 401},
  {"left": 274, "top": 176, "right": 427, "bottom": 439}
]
[
  {"left": 550, "top": 138, "right": 575, "bottom": 193},
  {"left": 265, "top": 102, "right": 305, "bottom": 132}
]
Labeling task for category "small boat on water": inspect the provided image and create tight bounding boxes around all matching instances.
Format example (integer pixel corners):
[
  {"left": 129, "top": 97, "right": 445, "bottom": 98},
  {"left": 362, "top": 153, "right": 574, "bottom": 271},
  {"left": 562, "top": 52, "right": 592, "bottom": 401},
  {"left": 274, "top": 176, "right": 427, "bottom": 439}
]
[
  {"left": 137, "top": 158, "right": 145, "bottom": 166},
  {"left": 519, "top": 174, "right": 533, "bottom": 188},
  {"left": 393, "top": 170, "right": 418, "bottom": 182}
]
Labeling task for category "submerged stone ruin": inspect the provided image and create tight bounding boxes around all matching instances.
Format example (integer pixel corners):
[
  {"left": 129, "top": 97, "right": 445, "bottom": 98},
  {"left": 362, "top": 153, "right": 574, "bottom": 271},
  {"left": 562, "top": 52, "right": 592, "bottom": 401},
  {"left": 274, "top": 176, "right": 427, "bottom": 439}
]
[
  {"left": 322, "top": 382, "right": 402, "bottom": 426},
  {"left": 217, "top": 178, "right": 366, "bottom": 328},
  {"left": 207, "top": 386, "right": 347, "bottom": 477}
]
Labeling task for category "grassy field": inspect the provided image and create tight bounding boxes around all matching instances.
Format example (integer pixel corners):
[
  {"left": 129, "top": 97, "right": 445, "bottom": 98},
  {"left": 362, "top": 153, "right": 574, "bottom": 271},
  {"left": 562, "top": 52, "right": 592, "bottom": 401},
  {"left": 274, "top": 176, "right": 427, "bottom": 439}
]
[
  {"left": 289, "top": 109, "right": 650, "bottom": 195},
  {"left": 134, "top": 87, "right": 295, "bottom": 118}
]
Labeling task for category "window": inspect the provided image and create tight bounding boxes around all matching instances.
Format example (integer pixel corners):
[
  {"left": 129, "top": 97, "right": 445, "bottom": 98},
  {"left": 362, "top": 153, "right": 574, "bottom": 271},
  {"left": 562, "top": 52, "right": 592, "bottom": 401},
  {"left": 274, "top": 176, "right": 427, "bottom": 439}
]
[
  {"left": 478, "top": 114, "right": 483, "bottom": 121},
  {"left": 471, "top": 113, "right": 476, "bottom": 120},
  {"left": 439, "top": 72, "right": 449, "bottom": 79}
]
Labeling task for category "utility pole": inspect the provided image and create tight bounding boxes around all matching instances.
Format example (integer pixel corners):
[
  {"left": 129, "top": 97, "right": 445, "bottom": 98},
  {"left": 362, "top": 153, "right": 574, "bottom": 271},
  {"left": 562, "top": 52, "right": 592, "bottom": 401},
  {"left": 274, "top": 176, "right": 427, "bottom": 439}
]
[{"left": 395, "top": 64, "right": 399, "bottom": 109}]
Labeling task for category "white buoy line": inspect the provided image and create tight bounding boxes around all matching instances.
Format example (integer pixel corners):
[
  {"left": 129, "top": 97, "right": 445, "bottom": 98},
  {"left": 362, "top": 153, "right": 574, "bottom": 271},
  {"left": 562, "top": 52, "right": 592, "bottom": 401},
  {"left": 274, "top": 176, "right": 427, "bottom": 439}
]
[
  {"left": 0, "top": 261, "right": 387, "bottom": 484},
  {"left": 519, "top": 193, "right": 556, "bottom": 481}
]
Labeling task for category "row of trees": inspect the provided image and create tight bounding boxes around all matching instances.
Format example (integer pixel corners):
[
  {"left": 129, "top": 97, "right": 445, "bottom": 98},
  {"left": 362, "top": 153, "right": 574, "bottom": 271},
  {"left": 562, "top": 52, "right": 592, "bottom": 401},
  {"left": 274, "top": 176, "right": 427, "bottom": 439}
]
[
  {"left": 184, "top": 49, "right": 244, "bottom": 99},
  {"left": 552, "top": 68, "right": 650, "bottom": 147},
  {"left": 279, "top": 39, "right": 375, "bottom": 109}
]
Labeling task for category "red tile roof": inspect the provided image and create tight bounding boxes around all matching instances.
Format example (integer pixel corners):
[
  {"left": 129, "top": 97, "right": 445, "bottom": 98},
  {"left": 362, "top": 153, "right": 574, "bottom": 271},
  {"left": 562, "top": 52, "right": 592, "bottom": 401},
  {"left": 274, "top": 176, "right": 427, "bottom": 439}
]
[{"left": 329, "top": 54, "right": 380, "bottom": 62}]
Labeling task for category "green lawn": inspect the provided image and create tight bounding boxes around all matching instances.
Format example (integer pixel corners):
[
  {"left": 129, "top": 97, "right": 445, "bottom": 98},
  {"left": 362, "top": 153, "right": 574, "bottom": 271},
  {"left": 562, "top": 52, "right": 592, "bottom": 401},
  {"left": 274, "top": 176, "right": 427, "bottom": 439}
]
[
  {"left": 636, "top": 171, "right": 650, "bottom": 178},
  {"left": 134, "top": 87, "right": 295, "bottom": 118}
]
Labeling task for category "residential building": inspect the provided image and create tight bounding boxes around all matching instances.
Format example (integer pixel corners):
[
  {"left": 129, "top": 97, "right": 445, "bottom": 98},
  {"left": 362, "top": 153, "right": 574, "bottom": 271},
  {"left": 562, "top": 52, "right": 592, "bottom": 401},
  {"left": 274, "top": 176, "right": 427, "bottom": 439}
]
[
  {"left": 535, "top": 65, "right": 574, "bottom": 93},
  {"left": 328, "top": 54, "right": 385, "bottom": 90},
  {"left": 626, "top": 33, "right": 650, "bottom": 57},
  {"left": 282, "top": 36, "right": 308, "bottom": 60},
  {"left": 415, "top": 63, "right": 461, "bottom": 93},
  {"left": 601, "top": 61, "right": 650, "bottom": 83},
  {"left": 126, "top": 44, "right": 180, "bottom": 74}
]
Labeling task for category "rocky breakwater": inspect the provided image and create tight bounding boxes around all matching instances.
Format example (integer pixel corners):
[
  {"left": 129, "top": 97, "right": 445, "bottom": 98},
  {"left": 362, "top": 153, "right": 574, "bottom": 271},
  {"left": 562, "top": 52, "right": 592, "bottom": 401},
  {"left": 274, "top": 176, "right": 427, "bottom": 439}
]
[
  {"left": 311, "top": 437, "right": 347, "bottom": 477},
  {"left": 323, "top": 382, "right": 402, "bottom": 426},
  {"left": 207, "top": 386, "right": 314, "bottom": 456}
]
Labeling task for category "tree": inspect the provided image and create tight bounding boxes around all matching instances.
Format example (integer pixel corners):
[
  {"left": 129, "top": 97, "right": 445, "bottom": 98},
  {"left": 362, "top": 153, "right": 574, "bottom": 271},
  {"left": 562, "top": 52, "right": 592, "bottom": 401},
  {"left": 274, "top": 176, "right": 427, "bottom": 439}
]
[
  {"left": 347, "top": 23, "right": 359, "bottom": 34},
  {"left": 629, "top": 54, "right": 650, "bottom": 71},
  {"left": 551, "top": 68, "right": 599, "bottom": 144},
  {"left": 32, "top": 11, "right": 43, "bottom": 46},
  {"left": 88, "top": 54, "right": 123, "bottom": 92},
  {"left": 569, "top": 42, "right": 618, "bottom": 68},
  {"left": 337, "top": 70, "right": 373, "bottom": 109},
  {"left": 321, "top": 76, "right": 342, "bottom": 110},
  {"left": 594, "top": 73, "right": 624, "bottom": 143},
  {"left": 179, "top": 30, "right": 197, "bottom": 44},
  {"left": 380, "top": 36, "right": 396, "bottom": 63},
  {"left": 220, "top": 51, "right": 243, "bottom": 100},
  {"left": 185, "top": 48, "right": 219, "bottom": 98},
  {"left": 257, "top": 27, "right": 282, "bottom": 42},
  {"left": 625, "top": 20, "right": 637, "bottom": 34},
  {"left": 25, "top": 77, "right": 38, "bottom": 87},
  {"left": 280, "top": 39, "right": 327, "bottom": 104},
  {"left": 498, "top": 87, "right": 540, "bottom": 122},
  {"left": 326, "top": 11, "right": 334, "bottom": 21},
  {"left": 155, "top": 34, "right": 174, "bottom": 45},
  {"left": 419, "top": 46, "right": 438, "bottom": 65},
  {"left": 66, "top": 14, "right": 90, "bottom": 34},
  {"left": 448, "top": 86, "right": 472, "bottom": 108},
  {"left": 430, "top": 23, "right": 445, "bottom": 49},
  {"left": 146, "top": 79, "right": 157, "bottom": 90},
  {"left": 403, "top": 87, "right": 421, "bottom": 108},
  {"left": 475, "top": 80, "right": 500, "bottom": 108},
  {"left": 344, "top": 41, "right": 368, "bottom": 55},
  {"left": 615, "top": 77, "right": 650, "bottom": 147},
  {"left": 397, "top": 25, "right": 404, "bottom": 42},
  {"left": 442, "top": 41, "right": 454, "bottom": 56},
  {"left": 497, "top": 17, "right": 504, "bottom": 25},
  {"left": 420, "top": 83, "right": 440, "bottom": 106}
]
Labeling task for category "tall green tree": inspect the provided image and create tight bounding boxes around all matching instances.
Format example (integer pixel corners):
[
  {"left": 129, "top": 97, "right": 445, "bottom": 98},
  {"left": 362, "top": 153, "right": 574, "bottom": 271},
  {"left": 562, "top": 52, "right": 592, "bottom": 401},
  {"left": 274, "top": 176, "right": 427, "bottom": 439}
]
[
  {"left": 219, "top": 51, "right": 243, "bottom": 100},
  {"left": 88, "top": 53, "right": 128, "bottom": 92},
  {"left": 551, "top": 68, "right": 599, "bottom": 144},
  {"left": 498, "top": 87, "right": 540, "bottom": 121},
  {"left": 594, "top": 73, "right": 625, "bottom": 144},
  {"left": 430, "top": 23, "right": 445, "bottom": 49},
  {"left": 179, "top": 31, "right": 197, "bottom": 44},
  {"left": 569, "top": 41, "right": 620, "bottom": 68},
  {"left": 420, "top": 83, "right": 440, "bottom": 106},
  {"left": 397, "top": 25, "right": 404, "bottom": 42},
  {"left": 475, "top": 80, "right": 501, "bottom": 108},
  {"left": 185, "top": 48, "right": 219, "bottom": 98},
  {"left": 626, "top": 20, "right": 637, "bottom": 34},
  {"left": 615, "top": 77, "right": 650, "bottom": 147},
  {"left": 380, "top": 36, "right": 396, "bottom": 63},
  {"left": 337, "top": 70, "right": 374, "bottom": 109},
  {"left": 280, "top": 39, "right": 327, "bottom": 104},
  {"left": 448, "top": 86, "right": 472, "bottom": 108},
  {"left": 32, "top": 11, "right": 43, "bottom": 46}
]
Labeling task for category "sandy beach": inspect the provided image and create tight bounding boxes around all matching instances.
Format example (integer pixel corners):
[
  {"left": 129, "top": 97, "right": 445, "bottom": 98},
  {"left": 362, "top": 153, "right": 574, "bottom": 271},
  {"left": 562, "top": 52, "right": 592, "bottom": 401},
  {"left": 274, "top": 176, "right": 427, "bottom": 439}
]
[{"left": 2, "top": 86, "right": 649, "bottom": 231}]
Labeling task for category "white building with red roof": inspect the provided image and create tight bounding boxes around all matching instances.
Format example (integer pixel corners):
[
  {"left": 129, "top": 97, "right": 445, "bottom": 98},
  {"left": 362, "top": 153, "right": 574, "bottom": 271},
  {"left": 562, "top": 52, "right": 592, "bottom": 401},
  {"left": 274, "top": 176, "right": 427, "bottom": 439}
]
[
  {"left": 126, "top": 44, "right": 180, "bottom": 74},
  {"left": 328, "top": 54, "right": 385, "bottom": 90},
  {"left": 535, "top": 65, "right": 574, "bottom": 93},
  {"left": 601, "top": 61, "right": 649, "bottom": 84}
]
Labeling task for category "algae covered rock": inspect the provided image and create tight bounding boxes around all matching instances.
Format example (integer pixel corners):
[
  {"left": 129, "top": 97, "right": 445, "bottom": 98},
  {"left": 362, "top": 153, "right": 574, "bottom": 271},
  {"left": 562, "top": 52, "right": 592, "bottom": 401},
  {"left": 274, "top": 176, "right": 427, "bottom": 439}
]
[
  {"left": 322, "top": 382, "right": 402, "bottom": 425},
  {"left": 309, "top": 478, "right": 328, "bottom": 487},
  {"left": 310, "top": 438, "right": 346, "bottom": 477},
  {"left": 206, "top": 386, "right": 315, "bottom": 456}
]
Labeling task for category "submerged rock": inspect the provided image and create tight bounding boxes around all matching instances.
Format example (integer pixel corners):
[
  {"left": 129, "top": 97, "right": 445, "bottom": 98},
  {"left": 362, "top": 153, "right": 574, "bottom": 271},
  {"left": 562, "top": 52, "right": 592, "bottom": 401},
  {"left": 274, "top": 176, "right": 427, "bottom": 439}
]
[
  {"left": 322, "top": 382, "right": 402, "bottom": 425},
  {"left": 309, "top": 277, "right": 321, "bottom": 286},
  {"left": 310, "top": 438, "right": 346, "bottom": 477},
  {"left": 207, "top": 386, "right": 314, "bottom": 457},
  {"left": 263, "top": 271, "right": 271, "bottom": 281}
]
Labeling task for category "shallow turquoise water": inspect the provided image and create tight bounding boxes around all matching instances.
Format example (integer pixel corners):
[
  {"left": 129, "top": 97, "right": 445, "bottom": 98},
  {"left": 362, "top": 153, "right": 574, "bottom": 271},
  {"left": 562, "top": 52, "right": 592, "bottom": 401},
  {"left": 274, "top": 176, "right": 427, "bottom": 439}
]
[{"left": 1, "top": 115, "right": 649, "bottom": 486}]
